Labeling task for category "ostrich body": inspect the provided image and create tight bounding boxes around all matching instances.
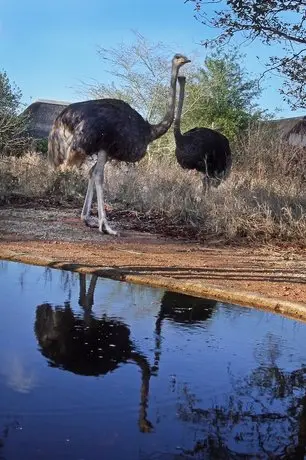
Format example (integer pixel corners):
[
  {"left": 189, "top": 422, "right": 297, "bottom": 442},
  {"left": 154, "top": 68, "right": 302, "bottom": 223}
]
[
  {"left": 174, "top": 76, "right": 232, "bottom": 190},
  {"left": 48, "top": 54, "right": 190, "bottom": 235}
]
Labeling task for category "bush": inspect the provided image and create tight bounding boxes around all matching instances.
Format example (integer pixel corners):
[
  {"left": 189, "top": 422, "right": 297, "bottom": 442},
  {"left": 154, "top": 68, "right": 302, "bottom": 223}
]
[
  {"left": 32, "top": 138, "right": 48, "bottom": 155},
  {"left": 0, "top": 70, "right": 31, "bottom": 156},
  {"left": 0, "top": 113, "right": 31, "bottom": 157}
]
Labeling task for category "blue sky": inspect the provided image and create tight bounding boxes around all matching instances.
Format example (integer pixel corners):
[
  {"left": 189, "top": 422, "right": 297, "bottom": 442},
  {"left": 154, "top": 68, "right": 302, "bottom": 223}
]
[{"left": 0, "top": 0, "right": 304, "bottom": 118}]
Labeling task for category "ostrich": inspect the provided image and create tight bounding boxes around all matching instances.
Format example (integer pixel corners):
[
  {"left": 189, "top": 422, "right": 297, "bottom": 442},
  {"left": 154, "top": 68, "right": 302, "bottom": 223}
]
[
  {"left": 48, "top": 54, "right": 191, "bottom": 235},
  {"left": 174, "top": 76, "right": 232, "bottom": 192},
  {"left": 34, "top": 273, "right": 157, "bottom": 433}
]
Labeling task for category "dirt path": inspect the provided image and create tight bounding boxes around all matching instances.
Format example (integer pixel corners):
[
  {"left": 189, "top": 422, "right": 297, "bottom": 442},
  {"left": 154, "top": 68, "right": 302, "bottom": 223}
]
[{"left": 0, "top": 205, "right": 305, "bottom": 311}]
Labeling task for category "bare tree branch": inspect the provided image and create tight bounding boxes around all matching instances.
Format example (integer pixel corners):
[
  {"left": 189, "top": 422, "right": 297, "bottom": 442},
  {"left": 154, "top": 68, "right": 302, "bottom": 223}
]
[{"left": 186, "top": 0, "right": 306, "bottom": 108}]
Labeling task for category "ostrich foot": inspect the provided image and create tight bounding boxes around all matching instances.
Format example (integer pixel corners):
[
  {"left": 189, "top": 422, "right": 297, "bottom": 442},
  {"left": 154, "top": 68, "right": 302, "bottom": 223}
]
[
  {"left": 139, "top": 419, "right": 154, "bottom": 433},
  {"left": 81, "top": 215, "right": 99, "bottom": 228},
  {"left": 99, "top": 219, "right": 118, "bottom": 236}
]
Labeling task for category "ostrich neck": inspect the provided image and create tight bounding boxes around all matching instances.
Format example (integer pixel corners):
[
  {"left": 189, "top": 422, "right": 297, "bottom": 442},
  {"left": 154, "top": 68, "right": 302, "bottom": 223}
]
[
  {"left": 149, "top": 64, "right": 180, "bottom": 141},
  {"left": 173, "top": 78, "right": 185, "bottom": 142},
  {"left": 130, "top": 352, "right": 152, "bottom": 432}
]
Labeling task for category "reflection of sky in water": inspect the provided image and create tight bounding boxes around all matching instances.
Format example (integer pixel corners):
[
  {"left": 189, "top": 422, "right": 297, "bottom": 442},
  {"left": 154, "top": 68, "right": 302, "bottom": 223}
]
[
  {"left": 0, "top": 260, "right": 306, "bottom": 459},
  {"left": 1, "top": 354, "right": 36, "bottom": 394}
]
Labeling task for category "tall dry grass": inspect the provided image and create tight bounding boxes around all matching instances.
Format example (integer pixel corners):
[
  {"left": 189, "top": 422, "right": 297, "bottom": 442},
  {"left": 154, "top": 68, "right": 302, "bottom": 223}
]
[
  {"left": 0, "top": 127, "right": 305, "bottom": 243},
  {"left": 0, "top": 152, "right": 87, "bottom": 202}
]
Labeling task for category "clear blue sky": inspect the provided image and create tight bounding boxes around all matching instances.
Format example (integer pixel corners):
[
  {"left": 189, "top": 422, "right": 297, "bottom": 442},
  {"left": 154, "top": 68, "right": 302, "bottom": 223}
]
[{"left": 0, "top": 0, "right": 304, "bottom": 118}]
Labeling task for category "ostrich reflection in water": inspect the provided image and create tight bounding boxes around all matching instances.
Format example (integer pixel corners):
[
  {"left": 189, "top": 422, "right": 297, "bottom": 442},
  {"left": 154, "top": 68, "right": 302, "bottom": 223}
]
[
  {"left": 34, "top": 274, "right": 218, "bottom": 433},
  {"left": 152, "top": 290, "right": 217, "bottom": 373},
  {"left": 34, "top": 274, "right": 153, "bottom": 433}
]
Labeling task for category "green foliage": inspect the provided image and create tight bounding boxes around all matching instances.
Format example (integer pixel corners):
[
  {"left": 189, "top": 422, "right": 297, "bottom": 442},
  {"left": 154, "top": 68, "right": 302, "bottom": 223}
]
[
  {"left": 182, "top": 49, "right": 266, "bottom": 141},
  {"left": 0, "top": 70, "right": 22, "bottom": 115},
  {"left": 0, "top": 70, "right": 30, "bottom": 156},
  {"left": 34, "top": 138, "right": 48, "bottom": 155}
]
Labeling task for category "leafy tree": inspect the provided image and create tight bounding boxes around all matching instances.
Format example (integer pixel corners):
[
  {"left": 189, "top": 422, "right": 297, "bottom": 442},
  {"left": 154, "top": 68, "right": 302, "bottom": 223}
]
[
  {"left": 0, "top": 70, "right": 29, "bottom": 155},
  {"left": 0, "top": 70, "right": 22, "bottom": 115},
  {"left": 186, "top": 0, "right": 306, "bottom": 109},
  {"left": 182, "top": 49, "right": 265, "bottom": 140}
]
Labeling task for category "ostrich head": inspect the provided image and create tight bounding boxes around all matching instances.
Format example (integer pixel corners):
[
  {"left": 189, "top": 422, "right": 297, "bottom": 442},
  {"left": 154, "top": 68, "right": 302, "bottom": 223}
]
[{"left": 172, "top": 54, "right": 191, "bottom": 68}]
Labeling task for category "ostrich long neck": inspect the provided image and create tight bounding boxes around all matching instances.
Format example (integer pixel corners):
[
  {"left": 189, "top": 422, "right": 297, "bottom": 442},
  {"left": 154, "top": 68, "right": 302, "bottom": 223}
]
[
  {"left": 131, "top": 352, "right": 153, "bottom": 433},
  {"left": 149, "top": 63, "right": 180, "bottom": 141},
  {"left": 173, "top": 77, "right": 185, "bottom": 141}
]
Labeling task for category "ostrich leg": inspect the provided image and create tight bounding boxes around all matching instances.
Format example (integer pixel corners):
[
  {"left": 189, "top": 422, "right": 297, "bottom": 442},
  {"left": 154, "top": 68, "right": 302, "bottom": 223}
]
[
  {"left": 81, "top": 163, "right": 98, "bottom": 227},
  {"left": 94, "top": 150, "right": 118, "bottom": 236},
  {"left": 202, "top": 174, "right": 211, "bottom": 194},
  {"left": 202, "top": 156, "right": 211, "bottom": 194}
]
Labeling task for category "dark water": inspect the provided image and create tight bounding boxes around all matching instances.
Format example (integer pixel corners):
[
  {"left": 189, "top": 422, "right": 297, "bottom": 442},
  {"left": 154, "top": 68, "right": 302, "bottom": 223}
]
[{"left": 1, "top": 261, "right": 306, "bottom": 459}]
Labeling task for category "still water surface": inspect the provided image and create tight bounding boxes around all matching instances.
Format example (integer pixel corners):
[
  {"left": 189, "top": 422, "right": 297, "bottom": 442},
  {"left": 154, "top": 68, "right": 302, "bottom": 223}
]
[{"left": 0, "top": 261, "right": 306, "bottom": 459}]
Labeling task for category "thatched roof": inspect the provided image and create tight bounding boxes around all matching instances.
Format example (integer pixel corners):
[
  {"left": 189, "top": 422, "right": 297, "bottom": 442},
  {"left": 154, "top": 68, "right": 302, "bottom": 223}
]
[
  {"left": 282, "top": 117, "right": 306, "bottom": 148},
  {"left": 22, "top": 99, "right": 71, "bottom": 139},
  {"left": 267, "top": 115, "right": 304, "bottom": 135},
  {"left": 262, "top": 115, "right": 306, "bottom": 148}
]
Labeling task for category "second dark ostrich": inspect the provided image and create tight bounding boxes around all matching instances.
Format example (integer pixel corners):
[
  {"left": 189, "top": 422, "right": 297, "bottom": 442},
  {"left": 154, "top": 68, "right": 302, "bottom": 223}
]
[
  {"left": 174, "top": 76, "right": 232, "bottom": 192},
  {"left": 48, "top": 54, "right": 190, "bottom": 235}
]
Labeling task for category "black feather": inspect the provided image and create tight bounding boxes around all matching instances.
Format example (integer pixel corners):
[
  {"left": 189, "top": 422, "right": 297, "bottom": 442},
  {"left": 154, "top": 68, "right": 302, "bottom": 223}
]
[
  {"left": 59, "top": 99, "right": 152, "bottom": 162},
  {"left": 175, "top": 126, "right": 232, "bottom": 180}
]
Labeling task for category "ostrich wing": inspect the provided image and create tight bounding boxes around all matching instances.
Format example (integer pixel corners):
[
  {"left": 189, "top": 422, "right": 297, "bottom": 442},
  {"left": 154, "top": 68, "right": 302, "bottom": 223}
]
[{"left": 61, "top": 99, "right": 152, "bottom": 162}]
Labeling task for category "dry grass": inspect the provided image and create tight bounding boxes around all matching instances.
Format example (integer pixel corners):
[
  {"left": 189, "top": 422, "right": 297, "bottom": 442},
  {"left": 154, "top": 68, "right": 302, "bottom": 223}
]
[
  {"left": 0, "top": 129, "right": 305, "bottom": 244},
  {"left": 0, "top": 152, "right": 87, "bottom": 201}
]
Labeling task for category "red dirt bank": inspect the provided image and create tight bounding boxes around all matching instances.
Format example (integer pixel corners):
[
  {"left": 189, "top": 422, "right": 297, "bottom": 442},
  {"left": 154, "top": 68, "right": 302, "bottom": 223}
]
[{"left": 0, "top": 206, "right": 305, "bottom": 308}]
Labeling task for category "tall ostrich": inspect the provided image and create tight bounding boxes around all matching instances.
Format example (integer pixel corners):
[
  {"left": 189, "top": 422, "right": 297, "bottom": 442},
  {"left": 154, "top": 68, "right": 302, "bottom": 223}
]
[
  {"left": 174, "top": 76, "right": 232, "bottom": 192},
  {"left": 48, "top": 54, "right": 191, "bottom": 235}
]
